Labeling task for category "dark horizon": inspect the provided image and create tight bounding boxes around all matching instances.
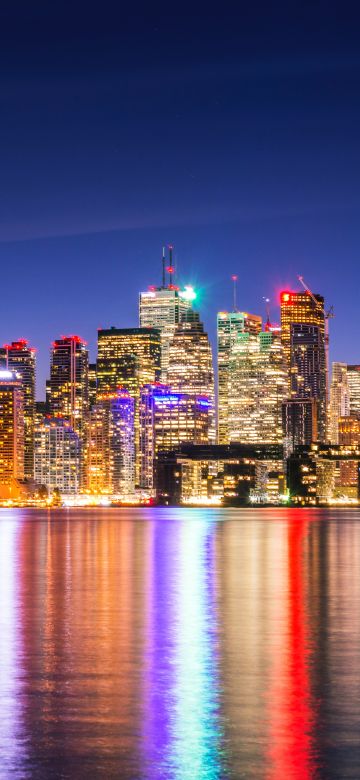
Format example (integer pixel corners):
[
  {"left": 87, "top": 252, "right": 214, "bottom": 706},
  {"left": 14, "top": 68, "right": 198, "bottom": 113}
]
[{"left": 1, "top": 2, "right": 360, "bottom": 397}]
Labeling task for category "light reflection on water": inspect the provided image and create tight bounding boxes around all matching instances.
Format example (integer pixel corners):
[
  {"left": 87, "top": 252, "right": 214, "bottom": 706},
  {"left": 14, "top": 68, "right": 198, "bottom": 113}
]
[{"left": 0, "top": 507, "right": 359, "bottom": 778}]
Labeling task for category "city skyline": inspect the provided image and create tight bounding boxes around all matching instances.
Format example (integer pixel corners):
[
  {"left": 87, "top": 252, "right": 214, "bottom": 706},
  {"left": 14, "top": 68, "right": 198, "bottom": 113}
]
[{"left": 0, "top": 257, "right": 357, "bottom": 400}]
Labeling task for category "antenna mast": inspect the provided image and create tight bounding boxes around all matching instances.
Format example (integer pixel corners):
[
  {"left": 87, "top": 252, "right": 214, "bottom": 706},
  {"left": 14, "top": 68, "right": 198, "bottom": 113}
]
[{"left": 231, "top": 275, "right": 238, "bottom": 312}]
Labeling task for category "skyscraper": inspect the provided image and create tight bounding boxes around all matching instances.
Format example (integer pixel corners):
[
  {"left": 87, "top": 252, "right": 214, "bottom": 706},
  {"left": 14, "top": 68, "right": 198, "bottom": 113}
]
[
  {"left": 347, "top": 365, "right": 360, "bottom": 418},
  {"left": 34, "top": 418, "right": 80, "bottom": 495},
  {"left": 289, "top": 323, "right": 327, "bottom": 440},
  {"left": 0, "top": 370, "right": 24, "bottom": 493},
  {"left": 1, "top": 340, "right": 36, "bottom": 478},
  {"left": 97, "top": 328, "right": 161, "bottom": 396},
  {"left": 139, "top": 246, "right": 194, "bottom": 381},
  {"left": 49, "top": 336, "right": 89, "bottom": 440},
  {"left": 227, "top": 329, "right": 287, "bottom": 444},
  {"left": 97, "top": 327, "right": 161, "bottom": 482},
  {"left": 86, "top": 389, "right": 135, "bottom": 496},
  {"left": 139, "top": 384, "right": 210, "bottom": 490},
  {"left": 167, "top": 309, "right": 215, "bottom": 440},
  {"left": 329, "top": 362, "right": 349, "bottom": 443},
  {"left": 217, "top": 310, "right": 262, "bottom": 444},
  {"left": 280, "top": 290, "right": 327, "bottom": 441}
]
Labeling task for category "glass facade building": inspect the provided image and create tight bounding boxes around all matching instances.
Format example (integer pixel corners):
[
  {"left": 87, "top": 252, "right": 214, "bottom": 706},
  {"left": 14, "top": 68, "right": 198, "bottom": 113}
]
[
  {"left": 217, "top": 310, "right": 262, "bottom": 444},
  {"left": 1, "top": 340, "right": 36, "bottom": 478},
  {"left": 0, "top": 370, "right": 24, "bottom": 491},
  {"left": 86, "top": 390, "right": 135, "bottom": 496},
  {"left": 139, "top": 384, "right": 210, "bottom": 490},
  {"left": 228, "top": 330, "right": 287, "bottom": 444}
]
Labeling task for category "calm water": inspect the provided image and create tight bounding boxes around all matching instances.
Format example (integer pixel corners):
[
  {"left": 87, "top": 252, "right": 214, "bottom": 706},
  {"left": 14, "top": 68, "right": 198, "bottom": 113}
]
[{"left": 0, "top": 508, "right": 359, "bottom": 779}]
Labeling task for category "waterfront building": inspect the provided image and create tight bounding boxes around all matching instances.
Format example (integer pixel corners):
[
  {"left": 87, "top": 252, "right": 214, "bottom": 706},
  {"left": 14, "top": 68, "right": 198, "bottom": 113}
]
[
  {"left": 329, "top": 362, "right": 349, "bottom": 443},
  {"left": 347, "top": 365, "right": 360, "bottom": 418},
  {"left": 139, "top": 246, "right": 194, "bottom": 381},
  {"left": 34, "top": 417, "right": 80, "bottom": 495},
  {"left": 0, "top": 370, "right": 24, "bottom": 494},
  {"left": 280, "top": 289, "right": 327, "bottom": 441},
  {"left": 337, "top": 416, "right": 360, "bottom": 495},
  {"left": 1, "top": 340, "right": 36, "bottom": 478},
  {"left": 139, "top": 384, "right": 210, "bottom": 490},
  {"left": 49, "top": 336, "right": 89, "bottom": 440},
  {"left": 282, "top": 397, "right": 318, "bottom": 456},
  {"left": 86, "top": 389, "right": 135, "bottom": 496},
  {"left": 217, "top": 310, "right": 262, "bottom": 443},
  {"left": 167, "top": 309, "right": 215, "bottom": 440},
  {"left": 227, "top": 329, "right": 286, "bottom": 444},
  {"left": 156, "top": 442, "right": 283, "bottom": 505},
  {"left": 97, "top": 327, "right": 161, "bottom": 482},
  {"left": 287, "top": 442, "right": 360, "bottom": 505}
]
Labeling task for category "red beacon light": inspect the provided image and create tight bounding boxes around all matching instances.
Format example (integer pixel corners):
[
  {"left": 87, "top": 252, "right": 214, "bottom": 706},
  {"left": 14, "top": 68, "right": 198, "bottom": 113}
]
[{"left": 166, "top": 266, "right": 174, "bottom": 274}]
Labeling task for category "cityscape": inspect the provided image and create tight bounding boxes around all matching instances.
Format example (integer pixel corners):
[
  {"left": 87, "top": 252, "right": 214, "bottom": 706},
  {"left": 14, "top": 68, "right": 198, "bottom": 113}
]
[{"left": 1, "top": 246, "right": 359, "bottom": 509}]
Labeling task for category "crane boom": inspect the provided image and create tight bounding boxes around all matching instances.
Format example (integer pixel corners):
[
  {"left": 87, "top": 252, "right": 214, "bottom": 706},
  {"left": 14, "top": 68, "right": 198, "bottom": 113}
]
[{"left": 297, "top": 275, "right": 319, "bottom": 307}]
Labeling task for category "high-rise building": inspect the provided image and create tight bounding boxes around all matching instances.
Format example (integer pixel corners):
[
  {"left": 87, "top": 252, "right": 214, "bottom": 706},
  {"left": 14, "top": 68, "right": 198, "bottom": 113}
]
[
  {"left": 289, "top": 322, "right": 327, "bottom": 440},
  {"left": 217, "top": 310, "right": 262, "bottom": 443},
  {"left": 282, "top": 398, "right": 318, "bottom": 456},
  {"left": 338, "top": 416, "right": 360, "bottom": 495},
  {"left": 97, "top": 327, "right": 161, "bottom": 482},
  {"left": 0, "top": 370, "right": 24, "bottom": 493},
  {"left": 34, "top": 418, "right": 80, "bottom": 495},
  {"left": 329, "top": 362, "right": 350, "bottom": 443},
  {"left": 49, "top": 336, "right": 89, "bottom": 440},
  {"left": 347, "top": 365, "right": 360, "bottom": 418},
  {"left": 280, "top": 290, "right": 326, "bottom": 441},
  {"left": 86, "top": 389, "right": 135, "bottom": 496},
  {"left": 97, "top": 328, "right": 161, "bottom": 395},
  {"left": 139, "top": 246, "right": 194, "bottom": 381},
  {"left": 1, "top": 340, "right": 36, "bottom": 478},
  {"left": 139, "top": 384, "right": 210, "bottom": 490},
  {"left": 227, "top": 330, "right": 287, "bottom": 444},
  {"left": 167, "top": 309, "right": 215, "bottom": 440}
]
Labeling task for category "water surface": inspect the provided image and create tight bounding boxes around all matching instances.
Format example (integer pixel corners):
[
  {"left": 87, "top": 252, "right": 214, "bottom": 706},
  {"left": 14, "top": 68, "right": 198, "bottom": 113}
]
[{"left": 0, "top": 507, "right": 359, "bottom": 779}]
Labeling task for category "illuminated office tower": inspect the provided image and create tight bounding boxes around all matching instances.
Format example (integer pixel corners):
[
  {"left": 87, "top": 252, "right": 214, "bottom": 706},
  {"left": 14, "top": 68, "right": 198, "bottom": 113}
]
[
  {"left": 347, "top": 365, "right": 360, "bottom": 418},
  {"left": 0, "top": 370, "right": 24, "bottom": 492},
  {"left": 97, "top": 327, "right": 161, "bottom": 482},
  {"left": 217, "top": 310, "right": 262, "bottom": 443},
  {"left": 228, "top": 330, "right": 286, "bottom": 444},
  {"left": 87, "top": 390, "right": 135, "bottom": 496},
  {"left": 34, "top": 418, "right": 80, "bottom": 495},
  {"left": 282, "top": 398, "right": 318, "bottom": 456},
  {"left": 1, "top": 339, "right": 36, "bottom": 478},
  {"left": 97, "top": 328, "right": 161, "bottom": 395},
  {"left": 167, "top": 309, "right": 215, "bottom": 440},
  {"left": 139, "top": 247, "right": 194, "bottom": 381},
  {"left": 49, "top": 336, "right": 89, "bottom": 440},
  {"left": 289, "top": 323, "right": 327, "bottom": 441},
  {"left": 139, "top": 384, "right": 210, "bottom": 489},
  {"left": 88, "top": 363, "right": 97, "bottom": 409},
  {"left": 280, "top": 290, "right": 325, "bottom": 377},
  {"left": 329, "top": 362, "right": 349, "bottom": 443},
  {"left": 280, "top": 290, "right": 326, "bottom": 441}
]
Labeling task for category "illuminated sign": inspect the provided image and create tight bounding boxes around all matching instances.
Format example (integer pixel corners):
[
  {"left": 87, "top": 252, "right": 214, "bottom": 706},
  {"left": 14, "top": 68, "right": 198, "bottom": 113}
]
[{"left": 179, "top": 286, "right": 197, "bottom": 301}]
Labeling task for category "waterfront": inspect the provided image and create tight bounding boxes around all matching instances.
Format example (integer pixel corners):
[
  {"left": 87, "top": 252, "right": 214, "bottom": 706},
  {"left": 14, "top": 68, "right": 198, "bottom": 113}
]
[{"left": 0, "top": 508, "right": 359, "bottom": 779}]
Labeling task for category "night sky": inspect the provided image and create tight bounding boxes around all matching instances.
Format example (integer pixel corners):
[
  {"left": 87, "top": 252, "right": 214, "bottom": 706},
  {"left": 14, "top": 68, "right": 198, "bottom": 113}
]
[{"left": 1, "top": 2, "right": 360, "bottom": 397}]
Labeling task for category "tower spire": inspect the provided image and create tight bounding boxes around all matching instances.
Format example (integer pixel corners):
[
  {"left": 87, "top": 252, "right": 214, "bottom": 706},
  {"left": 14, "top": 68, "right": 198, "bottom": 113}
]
[{"left": 231, "top": 275, "right": 238, "bottom": 312}]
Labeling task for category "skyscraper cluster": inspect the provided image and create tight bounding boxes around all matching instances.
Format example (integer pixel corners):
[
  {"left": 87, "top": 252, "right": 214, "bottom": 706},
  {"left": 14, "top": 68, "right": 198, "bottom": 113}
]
[{"left": 0, "top": 247, "right": 358, "bottom": 505}]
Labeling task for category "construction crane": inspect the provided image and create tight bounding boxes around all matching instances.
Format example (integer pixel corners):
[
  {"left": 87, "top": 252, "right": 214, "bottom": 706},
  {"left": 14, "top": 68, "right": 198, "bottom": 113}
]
[{"left": 297, "top": 275, "right": 334, "bottom": 403}]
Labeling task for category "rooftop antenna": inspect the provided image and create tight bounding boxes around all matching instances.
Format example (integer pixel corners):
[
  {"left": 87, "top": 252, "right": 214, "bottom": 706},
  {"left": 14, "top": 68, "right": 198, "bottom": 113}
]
[
  {"left": 231, "top": 275, "right": 238, "bottom": 311},
  {"left": 263, "top": 297, "right": 271, "bottom": 330},
  {"left": 162, "top": 246, "right": 166, "bottom": 288},
  {"left": 167, "top": 244, "right": 174, "bottom": 287}
]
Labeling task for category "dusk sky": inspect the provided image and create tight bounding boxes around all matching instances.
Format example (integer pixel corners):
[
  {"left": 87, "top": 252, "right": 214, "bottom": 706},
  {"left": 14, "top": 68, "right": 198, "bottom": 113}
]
[{"left": 1, "top": 2, "right": 360, "bottom": 397}]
